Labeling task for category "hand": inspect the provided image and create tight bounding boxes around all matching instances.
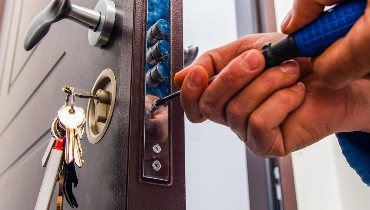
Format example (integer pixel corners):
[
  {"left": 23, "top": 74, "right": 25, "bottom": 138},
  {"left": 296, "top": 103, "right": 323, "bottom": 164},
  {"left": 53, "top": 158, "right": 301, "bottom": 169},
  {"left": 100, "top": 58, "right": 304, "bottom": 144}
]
[
  {"left": 145, "top": 94, "right": 168, "bottom": 143},
  {"left": 281, "top": 0, "right": 370, "bottom": 89},
  {"left": 174, "top": 33, "right": 370, "bottom": 157}
]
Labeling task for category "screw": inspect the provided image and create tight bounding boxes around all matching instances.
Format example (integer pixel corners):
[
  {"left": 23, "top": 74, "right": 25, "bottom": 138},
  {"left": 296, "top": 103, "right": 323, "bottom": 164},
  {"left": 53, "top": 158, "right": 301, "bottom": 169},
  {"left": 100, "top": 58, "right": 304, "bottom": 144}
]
[
  {"left": 152, "top": 144, "right": 161, "bottom": 154},
  {"left": 152, "top": 160, "right": 161, "bottom": 171}
]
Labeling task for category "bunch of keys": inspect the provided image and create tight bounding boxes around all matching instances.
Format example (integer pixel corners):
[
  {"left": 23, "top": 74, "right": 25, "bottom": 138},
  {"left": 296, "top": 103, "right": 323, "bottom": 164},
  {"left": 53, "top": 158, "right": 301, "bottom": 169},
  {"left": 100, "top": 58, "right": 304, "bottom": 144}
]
[
  {"left": 35, "top": 87, "right": 86, "bottom": 210},
  {"left": 58, "top": 88, "right": 86, "bottom": 167}
]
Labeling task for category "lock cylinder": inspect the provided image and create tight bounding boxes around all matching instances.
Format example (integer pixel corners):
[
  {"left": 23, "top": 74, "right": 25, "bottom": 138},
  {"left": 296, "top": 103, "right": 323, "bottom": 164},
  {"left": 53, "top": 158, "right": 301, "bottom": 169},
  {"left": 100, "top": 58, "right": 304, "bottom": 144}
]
[
  {"left": 147, "top": 19, "right": 170, "bottom": 44},
  {"left": 146, "top": 40, "right": 170, "bottom": 65},
  {"left": 146, "top": 63, "right": 170, "bottom": 87}
]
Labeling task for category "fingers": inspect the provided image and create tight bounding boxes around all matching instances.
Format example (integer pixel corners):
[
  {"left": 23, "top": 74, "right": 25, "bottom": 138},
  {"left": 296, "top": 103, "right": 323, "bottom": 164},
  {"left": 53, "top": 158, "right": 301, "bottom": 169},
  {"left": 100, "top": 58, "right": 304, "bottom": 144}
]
[
  {"left": 312, "top": 13, "right": 370, "bottom": 89},
  {"left": 247, "top": 82, "right": 306, "bottom": 157},
  {"left": 198, "top": 50, "right": 265, "bottom": 125},
  {"left": 281, "top": 0, "right": 345, "bottom": 34},
  {"left": 180, "top": 66, "right": 209, "bottom": 123},
  {"left": 226, "top": 60, "right": 301, "bottom": 137},
  {"left": 174, "top": 33, "right": 285, "bottom": 88}
]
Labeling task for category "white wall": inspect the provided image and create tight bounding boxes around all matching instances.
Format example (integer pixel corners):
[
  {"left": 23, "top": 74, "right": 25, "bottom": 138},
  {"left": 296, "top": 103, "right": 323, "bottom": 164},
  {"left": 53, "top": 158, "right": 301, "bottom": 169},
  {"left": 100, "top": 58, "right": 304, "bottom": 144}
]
[
  {"left": 291, "top": 135, "right": 370, "bottom": 210},
  {"left": 183, "top": 1, "right": 250, "bottom": 209},
  {"left": 274, "top": 1, "right": 370, "bottom": 209}
]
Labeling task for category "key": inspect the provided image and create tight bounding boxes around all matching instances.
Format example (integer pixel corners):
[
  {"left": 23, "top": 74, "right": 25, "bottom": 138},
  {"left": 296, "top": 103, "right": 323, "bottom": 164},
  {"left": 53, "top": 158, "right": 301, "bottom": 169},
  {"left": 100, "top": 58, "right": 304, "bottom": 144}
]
[
  {"left": 74, "top": 126, "right": 84, "bottom": 167},
  {"left": 60, "top": 87, "right": 86, "bottom": 167},
  {"left": 58, "top": 105, "right": 85, "bottom": 164},
  {"left": 51, "top": 117, "right": 65, "bottom": 140}
]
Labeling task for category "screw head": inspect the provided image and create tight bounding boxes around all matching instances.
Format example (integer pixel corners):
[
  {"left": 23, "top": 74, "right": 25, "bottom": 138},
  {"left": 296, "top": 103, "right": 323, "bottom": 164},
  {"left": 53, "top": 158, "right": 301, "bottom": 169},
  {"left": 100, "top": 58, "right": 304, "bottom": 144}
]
[
  {"left": 152, "top": 144, "right": 162, "bottom": 154},
  {"left": 152, "top": 160, "right": 162, "bottom": 171}
]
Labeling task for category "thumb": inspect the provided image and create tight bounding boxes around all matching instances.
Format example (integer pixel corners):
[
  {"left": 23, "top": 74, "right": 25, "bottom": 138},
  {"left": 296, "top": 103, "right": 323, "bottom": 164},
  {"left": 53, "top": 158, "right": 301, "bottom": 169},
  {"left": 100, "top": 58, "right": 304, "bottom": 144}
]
[
  {"left": 281, "top": 0, "right": 345, "bottom": 34},
  {"left": 312, "top": 12, "right": 370, "bottom": 89}
]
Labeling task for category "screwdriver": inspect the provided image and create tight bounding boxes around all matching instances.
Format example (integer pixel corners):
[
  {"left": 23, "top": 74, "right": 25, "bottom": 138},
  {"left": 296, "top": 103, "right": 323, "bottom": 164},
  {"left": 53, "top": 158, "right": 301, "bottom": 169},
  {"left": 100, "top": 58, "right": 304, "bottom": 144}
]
[
  {"left": 148, "top": 76, "right": 216, "bottom": 114},
  {"left": 149, "top": 0, "right": 367, "bottom": 114}
]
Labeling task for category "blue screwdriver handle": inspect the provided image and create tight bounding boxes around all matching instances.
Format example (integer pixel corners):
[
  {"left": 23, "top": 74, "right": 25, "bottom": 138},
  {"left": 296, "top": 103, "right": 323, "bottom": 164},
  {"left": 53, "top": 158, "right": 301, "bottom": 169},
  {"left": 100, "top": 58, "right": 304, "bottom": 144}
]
[
  {"left": 262, "top": 0, "right": 367, "bottom": 69},
  {"left": 294, "top": 0, "right": 367, "bottom": 56}
]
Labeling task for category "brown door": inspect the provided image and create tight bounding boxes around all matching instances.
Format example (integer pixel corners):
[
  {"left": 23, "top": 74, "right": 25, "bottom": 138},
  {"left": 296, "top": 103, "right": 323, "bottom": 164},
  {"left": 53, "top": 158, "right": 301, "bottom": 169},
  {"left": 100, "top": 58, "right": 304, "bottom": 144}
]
[{"left": 0, "top": 0, "right": 185, "bottom": 209}]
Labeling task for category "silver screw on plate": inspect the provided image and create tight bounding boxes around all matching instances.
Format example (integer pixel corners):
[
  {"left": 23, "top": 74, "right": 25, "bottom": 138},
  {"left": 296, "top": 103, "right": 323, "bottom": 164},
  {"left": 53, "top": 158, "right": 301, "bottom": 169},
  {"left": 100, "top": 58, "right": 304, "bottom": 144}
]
[
  {"left": 152, "top": 160, "right": 162, "bottom": 171},
  {"left": 152, "top": 144, "right": 162, "bottom": 154}
]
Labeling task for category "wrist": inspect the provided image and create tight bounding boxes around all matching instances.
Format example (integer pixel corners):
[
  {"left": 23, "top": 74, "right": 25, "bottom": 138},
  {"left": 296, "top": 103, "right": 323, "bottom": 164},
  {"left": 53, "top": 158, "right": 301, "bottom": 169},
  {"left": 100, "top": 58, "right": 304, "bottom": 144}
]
[{"left": 344, "top": 79, "right": 370, "bottom": 133}]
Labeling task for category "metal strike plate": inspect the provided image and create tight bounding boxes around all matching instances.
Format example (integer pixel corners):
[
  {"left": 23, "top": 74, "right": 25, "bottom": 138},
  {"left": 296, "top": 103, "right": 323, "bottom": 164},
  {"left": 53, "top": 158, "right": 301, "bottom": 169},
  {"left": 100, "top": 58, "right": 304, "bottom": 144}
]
[
  {"left": 142, "top": 0, "right": 171, "bottom": 184},
  {"left": 86, "top": 68, "right": 116, "bottom": 144}
]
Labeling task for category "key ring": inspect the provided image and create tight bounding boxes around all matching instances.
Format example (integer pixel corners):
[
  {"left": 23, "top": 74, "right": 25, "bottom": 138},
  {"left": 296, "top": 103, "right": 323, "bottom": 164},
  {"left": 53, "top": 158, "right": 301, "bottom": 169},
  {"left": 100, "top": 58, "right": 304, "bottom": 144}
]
[
  {"left": 64, "top": 92, "right": 70, "bottom": 107},
  {"left": 69, "top": 88, "right": 75, "bottom": 114}
]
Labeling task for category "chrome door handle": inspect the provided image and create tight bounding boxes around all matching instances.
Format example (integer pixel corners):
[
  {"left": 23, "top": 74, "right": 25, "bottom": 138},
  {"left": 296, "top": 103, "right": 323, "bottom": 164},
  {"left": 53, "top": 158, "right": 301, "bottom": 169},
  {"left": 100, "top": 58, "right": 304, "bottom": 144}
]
[
  {"left": 24, "top": 0, "right": 116, "bottom": 51},
  {"left": 183, "top": 45, "right": 199, "bottom": 67}
]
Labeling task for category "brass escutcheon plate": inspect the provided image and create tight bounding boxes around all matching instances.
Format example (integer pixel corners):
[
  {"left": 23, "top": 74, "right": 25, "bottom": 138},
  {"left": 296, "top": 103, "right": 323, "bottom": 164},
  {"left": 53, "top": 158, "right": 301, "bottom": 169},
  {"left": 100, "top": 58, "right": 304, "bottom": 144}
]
[{"left": 86, "top": 68, "right": 116, "bottom": 144}]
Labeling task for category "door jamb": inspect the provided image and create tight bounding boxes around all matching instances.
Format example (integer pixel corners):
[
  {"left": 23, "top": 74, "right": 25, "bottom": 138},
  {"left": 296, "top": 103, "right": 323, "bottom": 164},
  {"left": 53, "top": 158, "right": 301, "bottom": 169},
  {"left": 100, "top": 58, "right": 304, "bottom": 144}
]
[{"left": 0, "top": 0, "right": 5, "bottom": 33}]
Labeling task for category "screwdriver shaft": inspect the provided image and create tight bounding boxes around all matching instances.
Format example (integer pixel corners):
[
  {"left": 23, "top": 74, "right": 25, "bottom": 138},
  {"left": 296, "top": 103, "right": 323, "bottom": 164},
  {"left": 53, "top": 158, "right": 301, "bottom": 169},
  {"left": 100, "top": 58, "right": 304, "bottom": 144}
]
[{"left": 148, "top": 76, "right": 216, "bottom": 114}]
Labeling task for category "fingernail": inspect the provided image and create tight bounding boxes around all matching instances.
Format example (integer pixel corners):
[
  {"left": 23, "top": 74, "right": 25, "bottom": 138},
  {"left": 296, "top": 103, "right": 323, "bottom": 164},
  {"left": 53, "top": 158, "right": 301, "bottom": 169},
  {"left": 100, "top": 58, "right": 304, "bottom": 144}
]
[
  {"left": 281, "top": 10, "right": 293, "bottom": 31},
  {"left": 241, "top": 50, "right": 262, "bottom": 71},
  {"left": 291, "top": 82, "right": 305, "bottom": 92},
  {"left": 279, "top": 61, "right": 298, "bottom": 74},
  {"left": 174, "top": 72, "right": 181, "bottom": 87},
  {"left": 188, "top": 67, "right": 204, "bottom": 87}
]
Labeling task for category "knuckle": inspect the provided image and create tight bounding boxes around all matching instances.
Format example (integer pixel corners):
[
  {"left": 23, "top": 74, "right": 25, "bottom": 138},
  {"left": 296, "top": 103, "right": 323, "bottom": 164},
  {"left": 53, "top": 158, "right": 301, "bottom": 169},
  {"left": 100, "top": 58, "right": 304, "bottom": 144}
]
[
  {"left": 220, "top": 71, "right": 244, "bottom": 87},
  {"left": 248, "top": 111, "right": 267, "bottom": 131},
  {"left": 275, "top": 91, "right": 292, "bottom": 106},
  {"left": 185, "top": 112, "right": 205, "bottom": 123},
  {"left": 245, "top": 140, "right": 278, "bottom": 158},
  {"left": 231, "top": 128, "right": 246, "bottom": 142},
  {"left": 185, "top": 115, "right": 197, "bottom": 123},
  {"left": 246, "top": 140, "right": 288, "bottom": 158},
  {"left": 199, "top": 97, "right": 218, "bottom": 118},
  {"left": 199, "top": 100, "right": 216, "bottom": 118},
  {"left": 264, "top": 146, "right": 288, "bottom": 157},
  {"left": 199, "top": 97, "right": 228, "bottom": 125},
  {"left": 225, "top": 101, "right": 243, "bottom": 123},
  {"left": 247, "top": 113, "right": 288, "bottom": 157},
  {"left": 225, "top": 99, "right": 251, "bottom": 130},
  {"left": 205, "top": 50, "right": 222, "bottom": 66},
  {"left": 260, "top": 74, "right": 278, "bottom": 90}
]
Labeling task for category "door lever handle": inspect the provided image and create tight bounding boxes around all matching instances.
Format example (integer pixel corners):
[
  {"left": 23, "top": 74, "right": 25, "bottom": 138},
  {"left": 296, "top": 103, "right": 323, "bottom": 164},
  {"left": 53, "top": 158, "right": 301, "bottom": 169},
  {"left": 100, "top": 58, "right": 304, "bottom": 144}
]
[
  {"left": 183, "top": 45, "right": 199, "bottom": 67},
  {"left": 24, "top": 0, "right": 116, "bottom": 51}
]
